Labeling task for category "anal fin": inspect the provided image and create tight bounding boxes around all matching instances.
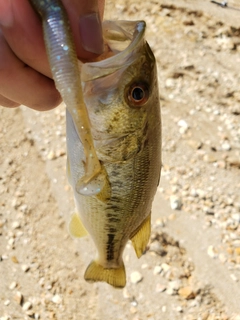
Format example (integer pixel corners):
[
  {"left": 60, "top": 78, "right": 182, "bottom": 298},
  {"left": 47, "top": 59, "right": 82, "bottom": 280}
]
[
  {"left": 68, "top": 212, "right": 88, "bottom": 238},
  {"left": 84, "top": 260, "right": 126, "bottom": 288},
  {"left": 130, "top": 214, "right": 151, "bottom": 258}
]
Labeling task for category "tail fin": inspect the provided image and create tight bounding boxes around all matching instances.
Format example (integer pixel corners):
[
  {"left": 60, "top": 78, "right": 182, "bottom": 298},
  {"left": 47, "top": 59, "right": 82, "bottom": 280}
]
[{"left": 84, "top": 261, "right": 126, "bottom": 288}]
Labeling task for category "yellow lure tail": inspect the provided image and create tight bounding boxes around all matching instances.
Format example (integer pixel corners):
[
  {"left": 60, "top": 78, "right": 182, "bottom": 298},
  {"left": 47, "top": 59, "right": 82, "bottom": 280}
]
[{"left": 84, "top": 261, "right": 126, "bottom": 288}]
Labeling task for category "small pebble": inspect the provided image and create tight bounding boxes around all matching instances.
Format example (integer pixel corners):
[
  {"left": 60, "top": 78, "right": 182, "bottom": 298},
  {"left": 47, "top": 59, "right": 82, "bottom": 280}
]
[
  {"left": 207, "top": 245, "right": 218, "bottom": 259},
  {"left": 8, "top": 238, "right": 15, "bottom": 246},
  {"left": 235, "top": 248, "right": 240, "bottom": 256},
  {"left": 11, "top": 256, "right": 18, "bottom": 264},
  {"left": 4, "top": 300, "right": 10, "bottom": 306},
  {"left": 178, "top": 119, "right": 189, "bottom": 129},
  {"left": 170, "top": 195, "right": 182, "bottom": 210},
  {"left": 156, "top": 283, "right": 166, "bottom": 293},
  {"left": 221, "top": 142, "right": 231, "bottom": 151},
  {"left": 130, "top": 271, "right": 143, "bottom": 284},
  {"left": 47, "top": 151, "right": 56, "bottom": 160},
  {"left": 22, "top": 301, "right": 32, "bottom": 311},
  {"left": 26, "top": 310, "right": 35, "bottom": 317},
  {"left": 153, "top": 265, "right": 162, "bottom": 275},
  {"left": 203, "top": 154, "right": 217, "bottom": 163},
  {"left": 166, "top": 287, "right": 176, "bottom": 295},
  {"left": 161, "top": 263, "right": 171, "bottom": 273},
  {"left": 227, "top": 157, "right": 240, "bottom": 168},
  {"left": 9, "top": 281, "right": 17, "bottom": 290},
  {"left": 187, "top": 140, "right": 202, "bottom": 150},
  {"left": 178, "top": 286, "right": 195, "bottom": 299},
  {"left": 149, "top": 242, "right": 166, "bottom": 256},
  {"left": 130, "top": 306, "right": 137, "bottom": 314},
  {"left": 165, "top": 78, "right": 175, "bottom": 88},
  {"left": 14, "top": 291, "right": 23, "bottom": 305},
  {"left": 162, "top": 306, "right": 167, "bottom": 313},
  {"left": 219, "top": 253, "right": 227, "bottom": 263},
  {"left": 168, "top": 213, "right": 176, "bottom": 221},
  {"left": 232, "top": 213, "right": 240, "bottom": 223},
  {"left": 11, "top": 221, "right": 20, "bottom": 229},
  {"left": 123, "top": 288, "right": 130, "bottom": 299},
  {"left": 130, "top": 299, "right": 138, "bottom": 307},
  {"left": 166, "top": 281, "right": 180, "bottom": 295},
  {"left": 230, "top": 274, "right": 238, "bottom": 282},
  {"left": 176, "top": 306, "right": 183, "bottom": 313},
  {"left": 155, "top": 218, "right": 165, "bottom": 227},
  {"left": 52, "top": 294, "right": 62, "bottom": 304},
  {"left": 56, "top": 149, "right": 66, "bottom": 157},
  {"left": 21, "top": 264, "right": 30, "bottom": 272},
  {"left": 168, "top": 280, "right": 181, "bottom": 291}
]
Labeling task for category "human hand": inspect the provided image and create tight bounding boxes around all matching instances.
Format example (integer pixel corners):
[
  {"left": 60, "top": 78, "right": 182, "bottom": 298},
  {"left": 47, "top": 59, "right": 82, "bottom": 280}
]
[{"left": 0, "top": 0, "right": 105, "bottom": 110}]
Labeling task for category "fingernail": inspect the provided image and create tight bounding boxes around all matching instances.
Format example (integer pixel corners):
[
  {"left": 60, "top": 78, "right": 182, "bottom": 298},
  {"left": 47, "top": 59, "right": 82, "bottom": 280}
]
[{"left": 79, "top": 12, "right": 104, "bottom": 55}]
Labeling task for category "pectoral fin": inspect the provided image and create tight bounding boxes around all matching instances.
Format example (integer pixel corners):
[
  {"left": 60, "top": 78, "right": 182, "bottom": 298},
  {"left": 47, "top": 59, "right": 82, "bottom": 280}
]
[
  {"left": 95, "top": 170, "right": 111, "bottom": 203},
  {"left": 84, "top": 260, "right": 126, "bottom": 288},
  {"left": 130, "top": 214, "right": 151, "bottom": 258},
  {"left": 68, "top": 212, "right": 88, "bottom": 238}
]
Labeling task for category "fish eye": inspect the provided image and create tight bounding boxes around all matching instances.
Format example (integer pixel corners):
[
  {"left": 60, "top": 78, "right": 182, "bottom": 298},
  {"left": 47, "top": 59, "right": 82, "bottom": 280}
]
[{"left": 127, "top": 83, "right": 149, "bottom": 107}]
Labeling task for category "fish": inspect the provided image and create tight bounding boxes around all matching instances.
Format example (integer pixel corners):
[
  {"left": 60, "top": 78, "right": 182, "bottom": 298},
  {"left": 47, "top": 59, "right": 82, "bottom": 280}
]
[
  {"left": 67, "top": 20, "right": 162, "bottom": 288},
  {"left": 29, "top": 0, "right": 161, "bottom": 288}
]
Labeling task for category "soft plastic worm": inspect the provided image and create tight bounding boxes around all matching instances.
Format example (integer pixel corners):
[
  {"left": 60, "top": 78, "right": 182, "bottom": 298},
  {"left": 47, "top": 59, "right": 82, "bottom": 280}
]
[{"left": 29, "top": 0, "right": 104, "bottom": 195}]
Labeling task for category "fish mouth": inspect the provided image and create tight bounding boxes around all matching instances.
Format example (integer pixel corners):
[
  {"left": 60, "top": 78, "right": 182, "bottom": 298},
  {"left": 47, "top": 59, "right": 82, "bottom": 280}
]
[{"left": 81, "top": 20, "right": 146, "bottom": 81}]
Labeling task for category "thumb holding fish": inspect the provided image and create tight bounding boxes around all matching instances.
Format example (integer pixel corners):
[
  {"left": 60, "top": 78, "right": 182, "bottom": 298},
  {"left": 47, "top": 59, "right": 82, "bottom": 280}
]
[{"left": 0, "top": 0, "right": 105, "bottom": 110}]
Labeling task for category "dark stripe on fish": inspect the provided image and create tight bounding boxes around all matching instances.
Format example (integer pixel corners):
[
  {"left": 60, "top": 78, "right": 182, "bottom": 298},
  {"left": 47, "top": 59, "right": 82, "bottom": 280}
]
[
  {"left": 109, "top": 196, "right": 121, "bottom": 203},
  {"left": 106, "top": 233, "right": 115, "bottom": 260},
  {"left": 108, "top": 227, "right": 117, "bottom": 233},
  {"left": 107, "top": 215, "right": 120, "bottom": 223},
  {"left": 107, "top": 204, "right": 120, "bottom": 211}
]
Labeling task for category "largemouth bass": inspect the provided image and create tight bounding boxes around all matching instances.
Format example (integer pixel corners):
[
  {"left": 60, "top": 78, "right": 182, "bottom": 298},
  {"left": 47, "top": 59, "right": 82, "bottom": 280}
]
[{"left": 29, "top": 0, "right": 161, "bottom": 288}]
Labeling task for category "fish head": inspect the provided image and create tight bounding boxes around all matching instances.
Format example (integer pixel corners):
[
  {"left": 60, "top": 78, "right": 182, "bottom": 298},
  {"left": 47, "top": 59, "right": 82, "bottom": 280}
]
[{"left": 80, "top": 20, "right": 159, "bottom": 161}]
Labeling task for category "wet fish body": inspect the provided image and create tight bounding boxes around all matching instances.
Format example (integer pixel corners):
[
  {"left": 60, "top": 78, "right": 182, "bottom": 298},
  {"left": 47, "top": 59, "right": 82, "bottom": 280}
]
[
  {"left": 67, "top": 21, "right": 161, "bottom": 287},
  {"left": 29, "top": 0, "right": 161, "bottom": 288}
]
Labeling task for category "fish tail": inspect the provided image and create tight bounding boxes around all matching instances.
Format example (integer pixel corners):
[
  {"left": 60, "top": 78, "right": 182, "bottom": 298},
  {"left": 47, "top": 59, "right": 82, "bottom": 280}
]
[{"left": 84, "top": 261, "right": 126, "bottom": 288}]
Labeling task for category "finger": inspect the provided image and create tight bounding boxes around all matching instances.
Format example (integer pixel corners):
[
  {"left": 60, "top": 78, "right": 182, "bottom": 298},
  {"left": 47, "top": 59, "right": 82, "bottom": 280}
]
[
  {"left": 0, "top": 94, "right": 20, "bottom": 108},
  {"left": 0, "top": 0, "right": 51, "bottom": 78},
  {"left": 0, "top": 0, "right": 105, "bottom": 82},
  {"left": 0, "top": 33, "right": 61, "bottom": 111}
]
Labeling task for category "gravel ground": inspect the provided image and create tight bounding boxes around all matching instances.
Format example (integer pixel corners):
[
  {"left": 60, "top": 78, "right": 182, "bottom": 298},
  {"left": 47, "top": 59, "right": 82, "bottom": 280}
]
[{"left": 1, "top": 0, "right": 240, "bottom": 319}]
